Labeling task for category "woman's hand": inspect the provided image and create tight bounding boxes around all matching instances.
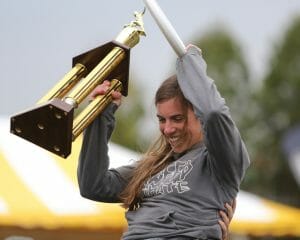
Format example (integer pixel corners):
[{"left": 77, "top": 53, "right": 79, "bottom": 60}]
[
  {"left": 218, "top": 199, "right": 237, "bottom": 240},
  {"left": 89, "top": 80, "right": 122, "bottom": 107}
]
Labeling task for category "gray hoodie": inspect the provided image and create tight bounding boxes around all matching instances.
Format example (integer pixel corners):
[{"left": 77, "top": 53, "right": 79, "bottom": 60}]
[{"left": 77, "top": 46, "right": 250, "bottom": 240}]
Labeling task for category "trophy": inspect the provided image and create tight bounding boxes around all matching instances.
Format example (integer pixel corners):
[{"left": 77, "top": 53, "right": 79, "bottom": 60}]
[{"left": 10, "top": 10, "right": 146, "bottom": 158}]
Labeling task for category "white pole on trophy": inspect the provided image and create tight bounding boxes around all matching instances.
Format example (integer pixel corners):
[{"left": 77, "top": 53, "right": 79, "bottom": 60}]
[{"left": 143, "top": 0, "right": 186, "bottom": 57}]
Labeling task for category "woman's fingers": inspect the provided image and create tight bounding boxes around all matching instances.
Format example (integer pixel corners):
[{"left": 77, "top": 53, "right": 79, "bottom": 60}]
[
  {"left": 225, "top": 198, "right": 237, "bottom": 222},
  {"left": 88, "top": 80, "right": 122, "bottom": 106},
  {"left": 219, "top": 210, "right": 230, "bottom": 227},
  {"left": 218, "top": 219, "right": 228, "bottom": 240},
  {"left": 90, "top": 80, "right": 111, "bottom": 98}
]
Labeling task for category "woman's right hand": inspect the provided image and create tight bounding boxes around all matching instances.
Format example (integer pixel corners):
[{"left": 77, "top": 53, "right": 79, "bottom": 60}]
[{"left": 89, "top": 80, "right": 122, "bottom": 107}]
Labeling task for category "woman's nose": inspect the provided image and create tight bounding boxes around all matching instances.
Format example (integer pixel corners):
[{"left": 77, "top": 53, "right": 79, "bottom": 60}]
[{"left": 163, "top": 122, "right": 176, "bottom": 135}]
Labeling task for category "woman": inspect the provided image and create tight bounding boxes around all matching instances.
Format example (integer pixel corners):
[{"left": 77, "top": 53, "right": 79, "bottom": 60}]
[{"left": 78, "top": 45, "right": 249, "bottom": 239}]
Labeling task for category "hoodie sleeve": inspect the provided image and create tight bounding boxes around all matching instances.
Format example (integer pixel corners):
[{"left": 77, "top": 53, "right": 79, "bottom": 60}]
[
  {"left": 176, "top": 46, "right": 250, "bottom": 195},
  {"left": 77, "top": 103, "right": 135, "bottom": 203}
]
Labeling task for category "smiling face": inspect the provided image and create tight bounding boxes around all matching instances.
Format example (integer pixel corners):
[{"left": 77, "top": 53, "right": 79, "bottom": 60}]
[{"left": 156, "top": 97, "right": 202, "bottom": 153}]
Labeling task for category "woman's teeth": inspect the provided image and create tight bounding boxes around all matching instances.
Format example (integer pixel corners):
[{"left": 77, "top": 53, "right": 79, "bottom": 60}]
[{"left": 169, "top": 136, "right": 180, "bottom": 144}]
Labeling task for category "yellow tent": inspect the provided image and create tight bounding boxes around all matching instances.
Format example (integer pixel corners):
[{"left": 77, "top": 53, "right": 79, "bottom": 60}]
[
  {"left": 1, "top": 117, "right": 300, "bottom": 239},
  {"left": 232, "top": 191, "right": 300, "bottom": 237}
]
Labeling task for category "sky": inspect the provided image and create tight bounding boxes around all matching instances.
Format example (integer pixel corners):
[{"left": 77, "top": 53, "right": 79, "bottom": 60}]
[{"left": 1, "top": 0, "right": 300, "bottom": 116}]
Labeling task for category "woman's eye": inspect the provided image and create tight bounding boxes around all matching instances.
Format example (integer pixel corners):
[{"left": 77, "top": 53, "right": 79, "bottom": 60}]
[
  {"left": 174, "top": 116, "right": 184, "bottom": 122},
  {"left": 158, "top": 118, "right": 165, "bottom": 123}
]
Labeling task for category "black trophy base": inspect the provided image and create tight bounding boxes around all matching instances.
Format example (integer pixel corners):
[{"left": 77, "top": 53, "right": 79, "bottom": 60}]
[{"left": 10, "top": 98, "right": 74, "bottom": 158}]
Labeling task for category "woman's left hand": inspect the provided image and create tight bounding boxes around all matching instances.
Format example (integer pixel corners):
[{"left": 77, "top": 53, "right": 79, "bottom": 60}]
[{"left": 218, "top": 199, "right": 236, "bottom": 240}]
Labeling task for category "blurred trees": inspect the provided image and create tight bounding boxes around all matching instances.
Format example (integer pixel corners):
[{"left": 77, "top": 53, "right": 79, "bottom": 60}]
[{"left": 243, "top": 16, "right": 300, "bottom": 206}]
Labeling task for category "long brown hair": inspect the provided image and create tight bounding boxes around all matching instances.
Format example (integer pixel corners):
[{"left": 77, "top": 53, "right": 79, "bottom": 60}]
[{"left": 120, "top": 75, "right": 191, "bottom": 210}]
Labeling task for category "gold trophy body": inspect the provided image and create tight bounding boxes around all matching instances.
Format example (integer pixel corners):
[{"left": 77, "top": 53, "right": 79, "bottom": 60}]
[{"left": 10, "top": 11, "right": 146, "bottom": 158}]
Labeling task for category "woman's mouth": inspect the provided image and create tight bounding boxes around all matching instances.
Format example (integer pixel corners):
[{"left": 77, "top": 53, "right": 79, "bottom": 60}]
[{"left": 168, "top": 136, "right": 181, "bottom": 146}]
